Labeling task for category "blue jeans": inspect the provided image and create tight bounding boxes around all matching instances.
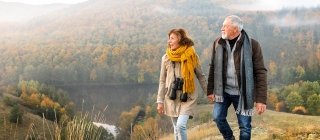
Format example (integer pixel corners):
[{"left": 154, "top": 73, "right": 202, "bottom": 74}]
[
  {"left": 213, "top": 93, "right": 252, "bottom": 140},
  {"left": 171, "top": 115, "right": 189, "bottom": 140}
]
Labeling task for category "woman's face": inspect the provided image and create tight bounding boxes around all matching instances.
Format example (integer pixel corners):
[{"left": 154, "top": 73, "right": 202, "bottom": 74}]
[{"left": 168, "top": 33, "right": 180, "bottom": 50}]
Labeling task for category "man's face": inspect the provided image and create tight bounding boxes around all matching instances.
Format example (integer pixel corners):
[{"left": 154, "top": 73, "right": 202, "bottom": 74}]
[{"left": 221, "top": 18, "right": 237, "bottom": 40}]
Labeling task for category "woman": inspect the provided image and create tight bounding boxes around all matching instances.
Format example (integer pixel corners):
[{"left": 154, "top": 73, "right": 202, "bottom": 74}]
[{"left": 157, "top": 28, "right": 207, "bottom": 140}]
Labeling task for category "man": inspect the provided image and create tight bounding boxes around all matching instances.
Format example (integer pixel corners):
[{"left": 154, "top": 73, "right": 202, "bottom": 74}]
[{"left": 207, "top": 15, "right": 267, "bottom": 140}]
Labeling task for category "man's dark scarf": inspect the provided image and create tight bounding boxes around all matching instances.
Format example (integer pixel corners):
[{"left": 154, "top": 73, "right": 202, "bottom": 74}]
[{"left": 213, "top": 30, "right": 254, "bottom": 116}]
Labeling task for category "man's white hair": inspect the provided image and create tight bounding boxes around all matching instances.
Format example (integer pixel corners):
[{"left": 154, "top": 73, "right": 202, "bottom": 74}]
[{"left": 227, "top": 15, "right": 243, "bottom": 31}]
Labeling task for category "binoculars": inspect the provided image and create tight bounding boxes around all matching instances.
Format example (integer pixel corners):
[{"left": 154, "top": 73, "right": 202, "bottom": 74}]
[{"left": 169, "top": 78, "right": 188, "bottom": 102}]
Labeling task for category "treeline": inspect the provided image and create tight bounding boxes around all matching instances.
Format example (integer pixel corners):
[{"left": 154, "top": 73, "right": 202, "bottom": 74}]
[
  {"left": 0, "top": 1, "right": 319, "bottom": 86},
  {"left": 267, "top": 81, "right": 320, "bottom": 115},
  {"left": 0, "top": 45, "right": 162, "bottom": 85},
  {"left": 1, "top": 80, "right": 116, "bottom": 139}
]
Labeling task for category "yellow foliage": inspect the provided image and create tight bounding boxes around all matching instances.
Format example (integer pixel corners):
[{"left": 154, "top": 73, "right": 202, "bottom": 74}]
[
  {"left": 90, "top": 69, "right": 97, "bottom": 81},
  {"left": 268, "top": 60, "right": 277, "bottom": 77},
  {"left": 29, "top": 93, "right": 41, "bottom": 106},
  {"left": 119, "top": 106, "right": 141, "bottom": 131},
  {"left": 295, "top": 65, "right": 305, "bottom": 78},
  {"left": 267, "top": 91, "right": 279, "bottom": 109},
  {"left": 275, "top": 101, "right": 285, "bottom": 112},
  {"left": 132, "top": 118, "right": 159, "bottom": 140},
  {"left": 54, "top": 102, "right": 61, "bottom": 109},
  {"left": 292, "top": 106, "right": 307, "bottom": 114},
  {"left": 40, "top": 97, "right": 55, "bottom": 109},
  {"left": 60, "top": 108, "right": 66, "bottom": 114},
  {"left": 145, "top": 105, "right": 152, "bottom": 117},
  {"left": 20, "top": 81, "right": 28, "bottom": 99}
]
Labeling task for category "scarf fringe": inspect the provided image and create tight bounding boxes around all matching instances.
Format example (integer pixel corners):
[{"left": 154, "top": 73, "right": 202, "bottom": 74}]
[
  {"left": 236, "top": 108, "right": 254, "bottom": 116},
  {"left": 215, "top": 95, "right": 224, "bottom": 102}
]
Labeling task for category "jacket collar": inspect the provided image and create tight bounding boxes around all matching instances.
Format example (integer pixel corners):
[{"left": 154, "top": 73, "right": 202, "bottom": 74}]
[{"left": 217, "top": 30, "right": 246, "bottom": 47}]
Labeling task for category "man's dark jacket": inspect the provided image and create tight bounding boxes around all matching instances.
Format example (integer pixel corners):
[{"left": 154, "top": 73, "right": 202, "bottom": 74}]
[{"left": 207, "top": 31, "right": 267, "bottom": 104}]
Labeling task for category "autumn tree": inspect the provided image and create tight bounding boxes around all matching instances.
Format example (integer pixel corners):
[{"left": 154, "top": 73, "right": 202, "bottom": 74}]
[
  {"left": 306, "top": 94, "right": 320, "bottom": 115},
  {"left": 267, "top": 89, "right": 279, "bottom": 110},
  {"left": 117, "top": 106, "right": 141, "bottom": 140},
  {"left": 131, "top": 117, "right": 159, "bottom": 140},
  {"left": 285, "top": 92, "right": 304, "bottom": 111},
  {"left": 28, "top": 93, "right": 41, "bottom": 107}
]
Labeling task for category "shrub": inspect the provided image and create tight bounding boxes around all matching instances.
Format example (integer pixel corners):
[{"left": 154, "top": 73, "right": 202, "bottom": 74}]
[
  {"left": 9, "top": 105, "right": 23, "bottom": 124},
  {"left": 275, "top": 101, "right": 286, "bottom": 112},
  {"left": 3, "top": 96, "right": 16, "bottom": 106},
  {"left": 285, "top": 92, "right": 303, "bottom": 111},
  {"left": 306, "top": 94, "right": 320, "bottom": 115},
  {"left": 292, "top": 106, "right": 307, "bottom": 114}
]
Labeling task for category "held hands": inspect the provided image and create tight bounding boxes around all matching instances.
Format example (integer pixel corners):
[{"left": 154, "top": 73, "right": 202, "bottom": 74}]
[
  {"left": 207, "top": 94, "right": 266, "bottom": 115},
  {"left": 207, "top": 94, "right": 215, "bottom": 103},
  {"left": 157, "top": 103, "right": 164, "bottom": 114},
  {"left": 255, "top": 103, "right": 267, "bottom": 115}
]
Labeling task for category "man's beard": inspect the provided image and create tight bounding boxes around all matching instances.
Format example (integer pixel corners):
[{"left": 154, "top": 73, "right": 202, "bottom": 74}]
[{"left": 221, "top": 33, "right": 228, "bottom": 39}]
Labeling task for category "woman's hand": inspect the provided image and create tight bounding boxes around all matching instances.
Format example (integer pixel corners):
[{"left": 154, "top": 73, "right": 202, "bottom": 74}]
[
  {"left": 157, "top": 103, "right": 164, "bottom": 114},
  {"left": 207, "top": 94, "right": 215, "bottom": 103}
]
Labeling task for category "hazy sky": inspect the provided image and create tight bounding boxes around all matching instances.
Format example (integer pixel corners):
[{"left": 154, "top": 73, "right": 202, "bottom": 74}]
[
  {"left": 0, "top": 0, "right": 88, "bottom": 5},
  {"left": 0, "top": 0, "right": 319, "bottom": 9},
  {"left": 224, "top": 0, "right": 320, "bottom": 11}
]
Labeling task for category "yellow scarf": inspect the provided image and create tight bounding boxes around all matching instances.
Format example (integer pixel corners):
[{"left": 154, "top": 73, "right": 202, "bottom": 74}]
[{"left": 166, "top": 46, "right": 199, "bottom": 94}]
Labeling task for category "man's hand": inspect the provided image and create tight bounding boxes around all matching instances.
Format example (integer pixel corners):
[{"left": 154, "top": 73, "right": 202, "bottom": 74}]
[
  {"left": 157, "top": 103, "right": 164, "bottom": 114},
  {"left": 256, "top": 103, "right": 266, "bottom": 115},
  {"left": 207, "top": 94, "right": 215, "bottom": 103}
]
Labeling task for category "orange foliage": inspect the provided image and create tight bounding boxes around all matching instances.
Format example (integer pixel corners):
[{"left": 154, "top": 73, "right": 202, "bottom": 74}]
[
  {"left": 268, "top": 60, "right": 277, "bottom": 77},
  {"left": 292, "top": 106, "right": 307, "bottom": 114},
  {"left": 29, "top": 93, "right": 41, "bottom": 106},
  {"left": 40, "top": 97, "right": 55, "bottom": 109},
  {"left": 20, "top": 81, "right": 28, "bottom": 99},
  {"left": 60, "top": 107, "right": 66, "bottom": 114},
  {"left": 267, "top": 92, "right": 279, "bottom": 109},
  {"left": 275, "top": 101, "right": 286, "bottom": 112}
]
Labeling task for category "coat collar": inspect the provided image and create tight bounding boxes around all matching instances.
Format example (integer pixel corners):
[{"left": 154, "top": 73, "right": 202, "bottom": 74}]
[{"left": 217, "top": 30, "right": 247, "bottom": 47}]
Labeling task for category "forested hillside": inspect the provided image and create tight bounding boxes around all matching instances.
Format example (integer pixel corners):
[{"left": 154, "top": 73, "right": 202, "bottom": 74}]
[
  {"left": 0, "top": 0, "right": 319, "bottom": 86},
  {"left": 0, "top": 0, "right": 319, "bottom": 139}
]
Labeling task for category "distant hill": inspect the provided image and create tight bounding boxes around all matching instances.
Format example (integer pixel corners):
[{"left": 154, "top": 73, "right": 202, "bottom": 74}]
[
  {"left": 0, "top": 0, "right": 225, "bottom": 47},
  {"left": 0, "top": 0, "right": 319, "bottom": 85},
  {"left": 0, "top": 1, "right": 69, "bottom": 22},
  {"left": 0, "top": 1, "right": 319, "bottom": 138}
]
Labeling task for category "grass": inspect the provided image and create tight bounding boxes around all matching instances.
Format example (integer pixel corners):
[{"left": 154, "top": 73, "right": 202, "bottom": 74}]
[
  {"left": 0, "top": 93, "right": 109, "bottom": 140},
  {"left": 0, "top": 93, "right": 53, "bottom": 139},
  {"left": 1, "top": 91, "right": 319, "bottom": 140},
  {"left": 0, "top": 107, "right": 55, "bottom": 139},
  {"left": 159, "top": 104, "right": 320, "bottom": 140}
]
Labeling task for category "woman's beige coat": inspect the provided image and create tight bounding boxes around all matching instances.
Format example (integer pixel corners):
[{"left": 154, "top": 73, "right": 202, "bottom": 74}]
[{"left": 157, "top": 54, "right": 207, "bottom": 117}]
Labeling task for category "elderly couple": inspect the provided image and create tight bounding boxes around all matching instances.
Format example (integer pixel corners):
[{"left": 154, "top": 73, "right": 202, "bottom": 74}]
[{"left": 156, "top": 15, "right": 267, "bottom": 140}]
